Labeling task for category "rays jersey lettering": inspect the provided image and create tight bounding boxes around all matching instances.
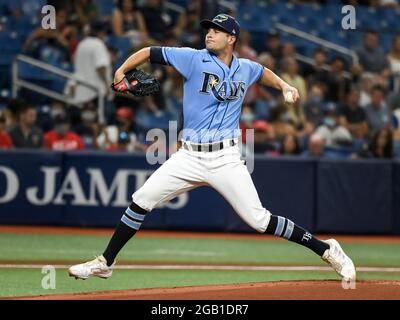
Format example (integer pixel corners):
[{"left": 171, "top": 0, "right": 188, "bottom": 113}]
[
  {"left": 199, "top": 72, "right": 246, "bottom": 102},
  {"left": 160, "top": 47, "right": 264, "bottom": 142}
]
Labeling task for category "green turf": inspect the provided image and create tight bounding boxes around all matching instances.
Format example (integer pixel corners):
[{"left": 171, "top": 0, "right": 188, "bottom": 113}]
[
  {"left": 1, "top": 268, "right": 399, "bottom": 298},
  {"left": 0, "top": 233, "right": 399, "bottom": 266},
  {"left": 0, "top": 232, "right": 399, "bottom": 297}
]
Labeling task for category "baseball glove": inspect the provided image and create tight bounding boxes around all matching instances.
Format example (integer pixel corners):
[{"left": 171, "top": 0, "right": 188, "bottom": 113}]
[{"left": 111, "top": 68, "right": 160, "bottom": 96}]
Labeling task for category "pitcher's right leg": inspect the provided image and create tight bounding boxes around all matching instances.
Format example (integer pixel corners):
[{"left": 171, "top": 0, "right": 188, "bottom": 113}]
[{"left": 69, "top": 150, "right": 205, "bottom": 279}]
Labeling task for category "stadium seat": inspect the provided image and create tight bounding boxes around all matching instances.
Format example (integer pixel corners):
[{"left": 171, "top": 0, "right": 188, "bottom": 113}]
[
  {"left": 105, "top": 35, "right": 131, "bottom": 56},
  {"left": 96, "top": 0, "right": 116, "bottom": 18},
  {"left": 394, "top": 141, "right": 400, "bottom": 159}
]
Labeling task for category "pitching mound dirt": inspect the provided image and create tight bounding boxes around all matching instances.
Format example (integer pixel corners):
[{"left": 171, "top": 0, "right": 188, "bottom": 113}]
[{"left": 9, "top": 280, "right": 400, "bottom": 300}]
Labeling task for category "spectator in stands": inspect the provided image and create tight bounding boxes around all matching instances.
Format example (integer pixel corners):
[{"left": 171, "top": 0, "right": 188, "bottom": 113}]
[
  {"left": 9, "top": 104, "right": 43, "bottom": 149},
  {"left": 253, "top": 52, "right": 282, "bottom": 119},
  {"left": 35, "top": 100, "right": 69, "bottom": 133},
  {"left": 303, "top": 134, "right": 326, "bottom": 158},
  {"left": 388, "top": 34, "right": 400, "bottom": 77},
  {"left": 358, "top": 73, "right": 374, "bottom": 107},
  {"left": 96, "top": 107, "right": 146, "bottom": 152},
  {"left": 236, "top": 31, "right": 257, "bottom": 61},
  {"left": 74, "top": 0, "right": 99, "bottom": 26},
  {"left": 269, "top": 103, "right": 297, "bottom": 139},
  {"left": 355, "top": 30, "right": 390, "bottom": 79},
  {"left": 365, "top": 84, "right": 391, "bottom": 134},
  {"left": 240, "top": 105, "right": 256, "bottom": 127},
  {"left": 314, "top": 102, "right": 353, "bottom": 147},
  {"left": 235, "top": 32, "right": 258, "bottom": 106},
  {"left": 0, "top": 110, "right": 13, "bottom": 150},
  {"left": 74, "top": 105, "right": 102, "bottom": 148},
  {"left": 257, "top": 53, "right": 281, "bottom": 94},
  {"left": 392, "top": 110, "right": 400, "bottom": 156},
  {"left": 258, "top": 52, "right": 276, "bottom": 72},
  {"left": 280, "top": 58, "right": 312, "bottom": 137},
  {"left": 111, "top": 0, "right": 148, "bottom": 45},
  {"left": 69, "top": 21, "right": 112, "bottom": 106},
  {"left": 302, "top": 48, "right": 329, "bottom": 84},
  {"left": 173, "top": 7, "right": 201, "bottom": 48},
  {"left": 163, "top": 68, "right": 184, "bottom": 115},
  {"left": 141, "top": 0, "right": 173, "bottom": 41},
  {"left": 256, "top": 53, "right": 281, "bottom": 119},
  {"left": 279, "top": 133, "right": 302, "bottom": 156},
  {"left": 253, "top": 120, "right": 276, "bottom": 154},
  {"left": 263, "top": 31, "right": 282, "bottom": 61},
  {"left": 352, "top": 128, "right": 393, "bottom": 159},
  {"left": 388, "top": 90, "right": 400, "bottom": 113},
  {"left": 317, "top": 57, "right": 350, "bottom": 103},
  {"left": 378, "top": 0, "right": 400, "bottom": 9},
  {"left": 6, "top": 99, "right": 25, "bottom": 128},
  {"left": 44, "top": 115, "right": 85, "bottom": 151},
  {"left": 281, "top": 57, "right": 307, "bottom": 104},
  {"left": 23, "top": 7, "right": 78, "bottom": 63},
  {"left": 338, "top": 87, "right": 369, "bottom": 140},
  {"left": 304, "top": 83, "right": 326, "bottom": 129},
  {"left": 4, "top": 0, "right": 43, "bottom": 20},
  {"left": 106, "top": 131, "right": 131, "bottom": 152},
  {"left": 281, "top": 42, "right": 297, "bottom": 60},
  {"left": 239, "top": 105, "right": 256, "bottom": 144}
]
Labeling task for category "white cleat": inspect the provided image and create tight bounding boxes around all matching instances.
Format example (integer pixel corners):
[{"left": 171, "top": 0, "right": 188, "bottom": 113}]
[
  {"left": 322, "top": 239, "right": 356, "bottom": 281},
  {"left": 68, "top": 255, "right": 115, "bottom": 280}
]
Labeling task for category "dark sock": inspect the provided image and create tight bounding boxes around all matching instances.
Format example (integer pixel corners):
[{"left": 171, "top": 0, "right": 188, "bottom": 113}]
[
  {"left": 265, "top": 215, "right": 329, "bottom": 256},
  {"left": 103, "top": 202, "right": 147, "bottom": 266}
]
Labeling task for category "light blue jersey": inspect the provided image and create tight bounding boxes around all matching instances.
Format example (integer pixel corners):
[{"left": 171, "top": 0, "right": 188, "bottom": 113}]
[{"left": 160, "top": 47, "right": 264, "bottom": 143}]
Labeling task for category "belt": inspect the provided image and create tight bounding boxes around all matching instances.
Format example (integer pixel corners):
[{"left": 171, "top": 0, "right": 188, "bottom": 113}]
[{"left": 183, "top": 139, "right": 236, "bottom": 152}]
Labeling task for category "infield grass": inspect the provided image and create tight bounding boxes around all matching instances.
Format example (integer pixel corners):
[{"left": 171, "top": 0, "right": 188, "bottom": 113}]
[{"left": 0, "top": 232, "right": 399, "bottom": 297}]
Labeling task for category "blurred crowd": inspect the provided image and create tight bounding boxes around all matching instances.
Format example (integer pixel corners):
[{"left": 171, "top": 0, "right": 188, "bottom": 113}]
[{"left": 0, "top": 0, "right": 400, "bottom": 160}]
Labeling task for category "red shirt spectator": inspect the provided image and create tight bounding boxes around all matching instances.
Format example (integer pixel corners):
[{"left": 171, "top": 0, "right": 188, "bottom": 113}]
[
  {"left": 45, "top": 131, "right": 84, "bottom": 151},
  {"left": 44, "top": 115, "right": 85, "bottom": 151},
  {"left": 0, "top": 111, "right": 13, "bottom": 149},
  {"left": 0, "top": 132, "right": 13, "bottom": 149}
]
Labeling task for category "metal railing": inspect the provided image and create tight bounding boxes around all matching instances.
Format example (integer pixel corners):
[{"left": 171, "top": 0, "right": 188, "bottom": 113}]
[
  {"left": 275, "top": 22, "right": 359, "bottom": 66},
  {"left": 12, "top": 54, "right": 106, "bottom": 123}
]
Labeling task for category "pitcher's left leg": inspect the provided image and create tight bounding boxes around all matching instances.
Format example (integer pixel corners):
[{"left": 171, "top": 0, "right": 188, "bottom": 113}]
[
  {"left": 208, "top": 160, "right": 355, "bottom": 281},
  {"left": 207, "top": 160, "right": 271, "bottom": 233}
]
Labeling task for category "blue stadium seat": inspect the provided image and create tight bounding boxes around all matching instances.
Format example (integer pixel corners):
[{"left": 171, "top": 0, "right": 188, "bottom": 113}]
[
  {"left": 105, "top": 35, "right": 131, "bottom": 54},
  {"left": 394, "top": 141, "right": 400, "bottom": 159},
  {"left": 96, "top": 0, "right": 116, "bottom": 18}
]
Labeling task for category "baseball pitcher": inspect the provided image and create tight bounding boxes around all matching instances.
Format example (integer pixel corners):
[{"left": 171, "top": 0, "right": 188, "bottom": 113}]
[{"left": 69, "top": 14, "right": 356, "bottom": 282}]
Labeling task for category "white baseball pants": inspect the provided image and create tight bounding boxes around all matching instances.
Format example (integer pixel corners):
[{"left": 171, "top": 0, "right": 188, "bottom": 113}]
[{"left": 132, "top": 142, "right": 271, "bottom": 233}]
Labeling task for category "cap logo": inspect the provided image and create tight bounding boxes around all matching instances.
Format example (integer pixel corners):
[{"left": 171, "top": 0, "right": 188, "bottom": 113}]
[
  {"left": 232, "top": 29, "right": 236, "bottom": 34},
  {"left": 213, "top": 14, "right": 228, "bottom": 23}
]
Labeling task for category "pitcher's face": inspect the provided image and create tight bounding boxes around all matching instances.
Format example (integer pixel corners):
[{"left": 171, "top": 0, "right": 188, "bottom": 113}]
[{"left": 205, "top": 28, "right": 235, "bottom": 53}]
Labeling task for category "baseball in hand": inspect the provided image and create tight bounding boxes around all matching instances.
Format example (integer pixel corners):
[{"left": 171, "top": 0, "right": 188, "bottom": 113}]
[{"left": 284, "top": 91, "right": 295, "bottom": 104}]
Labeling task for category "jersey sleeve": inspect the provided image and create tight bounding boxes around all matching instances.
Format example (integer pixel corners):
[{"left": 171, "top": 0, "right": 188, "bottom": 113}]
[
  {"left": 161, "top": 47, "right": 198, "bottom": 79},
  {"left": 246, "top": 60, "right": 264, "bottom": 86}
]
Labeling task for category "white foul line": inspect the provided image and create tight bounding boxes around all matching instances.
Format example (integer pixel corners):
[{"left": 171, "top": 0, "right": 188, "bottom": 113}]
[{"left": 0, "top": 264, "right": 400, "bottom": 273}]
